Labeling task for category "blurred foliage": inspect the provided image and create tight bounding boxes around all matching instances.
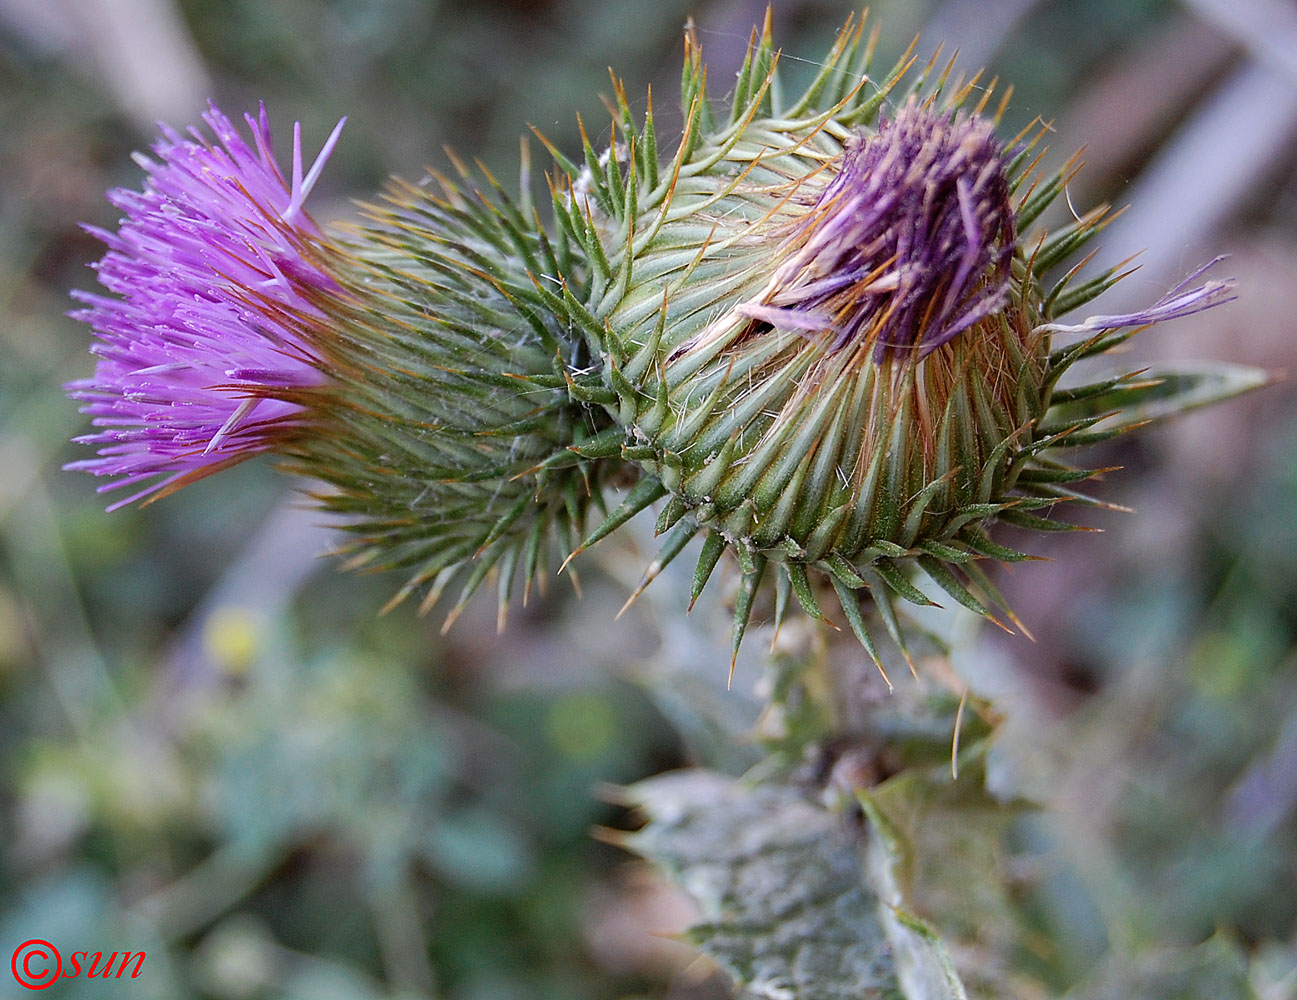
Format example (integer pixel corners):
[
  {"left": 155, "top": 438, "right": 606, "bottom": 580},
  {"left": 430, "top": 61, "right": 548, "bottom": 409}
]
[{"left": 2, "top": 0, "right": 1296, "bottom": 998}]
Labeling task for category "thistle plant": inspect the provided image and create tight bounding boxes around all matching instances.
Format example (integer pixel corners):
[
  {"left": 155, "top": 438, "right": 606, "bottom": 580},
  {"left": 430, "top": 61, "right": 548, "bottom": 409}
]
[
  {"left": 69, "top": 11, "right": 1255, "bottom": 666},
  {"left": 62, "top": 10, "right": 1277, "bottom": 998}
]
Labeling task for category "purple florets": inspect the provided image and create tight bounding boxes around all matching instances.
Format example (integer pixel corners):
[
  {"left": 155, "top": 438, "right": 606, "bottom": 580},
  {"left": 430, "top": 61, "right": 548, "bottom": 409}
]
[
  {"left": 66, "top": 104, "right": 345, "bottom": 509},
  {"left": 739, "top": 97, "right": 1015, "bottom": 360}
]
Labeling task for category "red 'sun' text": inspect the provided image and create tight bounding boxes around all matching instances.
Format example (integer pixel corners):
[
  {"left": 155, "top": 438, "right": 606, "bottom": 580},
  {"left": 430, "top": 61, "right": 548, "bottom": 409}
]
[{"left": 11, "top": 940, "right": 146, "bottom": 990}]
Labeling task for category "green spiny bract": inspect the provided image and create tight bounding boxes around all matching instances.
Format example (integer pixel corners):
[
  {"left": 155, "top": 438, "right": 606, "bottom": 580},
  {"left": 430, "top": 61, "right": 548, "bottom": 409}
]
[
  {"left": 542, "top": 12, "right": 1248, "bottom": 678},
  {"left": 279, "top": 162, "right": 619, "bottom": 629}
]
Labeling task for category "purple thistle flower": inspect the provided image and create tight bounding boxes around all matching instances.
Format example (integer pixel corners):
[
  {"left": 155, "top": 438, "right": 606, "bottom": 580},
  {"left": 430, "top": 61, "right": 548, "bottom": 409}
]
[
  {"left": 66, "top": 104, "right": 345, "bottom": 510},
  {"left": 737, "top": 97, "right": 1014, "bottom": 360}
]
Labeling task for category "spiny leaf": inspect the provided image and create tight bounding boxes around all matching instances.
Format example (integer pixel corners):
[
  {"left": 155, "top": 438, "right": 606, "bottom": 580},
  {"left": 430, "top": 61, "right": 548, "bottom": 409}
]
[{"left": 621, "top": 771, "right": 917, "bottom": 1000}]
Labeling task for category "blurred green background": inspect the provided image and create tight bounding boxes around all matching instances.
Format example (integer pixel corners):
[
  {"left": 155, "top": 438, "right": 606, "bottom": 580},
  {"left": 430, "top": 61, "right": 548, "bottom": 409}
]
[{"left": 1, "top": 0, "right": 1295, "bottom": 997}]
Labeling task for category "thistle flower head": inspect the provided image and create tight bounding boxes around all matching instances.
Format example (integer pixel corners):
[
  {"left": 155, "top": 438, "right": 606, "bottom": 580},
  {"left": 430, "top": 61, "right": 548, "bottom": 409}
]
[
  {"left": 549, "top": 15, "right": 1256, "bottom": 675},
  {"left": 274, "top": 168, "right": 620, "bottom": 627},
  {"left": 66, "top": 103, "right": 614, "bottom": 625},
  {"left": 739, "top": 97, "right": 1014, "bottom": 360},
  {"left": 66, "top": 104, "right": 345, "bottom": 508}
]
